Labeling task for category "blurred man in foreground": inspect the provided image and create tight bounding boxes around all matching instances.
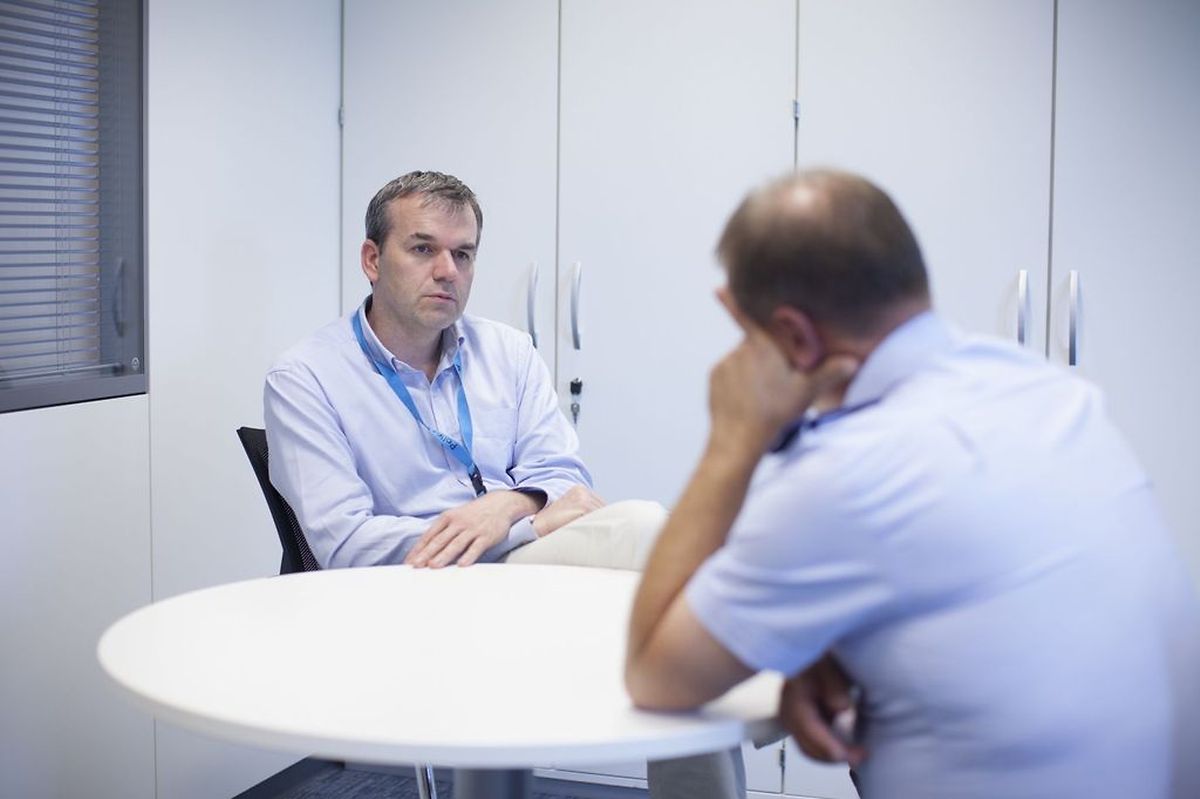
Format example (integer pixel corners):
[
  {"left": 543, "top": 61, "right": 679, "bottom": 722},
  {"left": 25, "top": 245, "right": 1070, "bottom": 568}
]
[{"left": 626, "top": 169, "right": 1200, "bottom": 798}]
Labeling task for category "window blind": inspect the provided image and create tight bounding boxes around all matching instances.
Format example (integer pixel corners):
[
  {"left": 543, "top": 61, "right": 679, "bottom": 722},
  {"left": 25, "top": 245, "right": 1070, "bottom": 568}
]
[{"left": 0, "top": 0, "right": 143, "bottom": 412}]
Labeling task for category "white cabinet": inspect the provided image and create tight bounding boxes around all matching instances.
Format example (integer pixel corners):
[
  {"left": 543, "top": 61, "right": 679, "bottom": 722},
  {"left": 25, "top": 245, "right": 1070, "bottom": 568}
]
[
  {"left": 537, "top": 740, "right": 787, "bottom": 795},
  {"left": 795, "top": 0, "right": 1055, "bottom": 350},
  {"left": 341, "top": 0, "right": 559, "bottom": 344},
  {"left": 794, "top": 0, "right": 1200, "bottom": 581},
  {"left": 557, "top": 0, "right": 795, "bottom": 505},
  {"left": 0, "top": 397, "right": 154, "bottom": 799},
  {"left": 1051, "top": 0, "right": 1200, "bottom": 580}
]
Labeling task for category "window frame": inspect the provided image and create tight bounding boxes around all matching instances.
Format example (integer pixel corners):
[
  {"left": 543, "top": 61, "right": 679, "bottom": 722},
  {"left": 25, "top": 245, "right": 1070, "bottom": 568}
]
[{"left": 0, "top": 0, "right": 146, "bottom": 414}]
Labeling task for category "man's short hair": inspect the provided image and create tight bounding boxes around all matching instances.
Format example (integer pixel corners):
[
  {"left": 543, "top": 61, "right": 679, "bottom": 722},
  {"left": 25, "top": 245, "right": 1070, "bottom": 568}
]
[
  {"left": 718, "top": 170, "right": 929, "bottom": 336},
  {"left": 365, "top": 170, "right": 483, "bottom": 246}
]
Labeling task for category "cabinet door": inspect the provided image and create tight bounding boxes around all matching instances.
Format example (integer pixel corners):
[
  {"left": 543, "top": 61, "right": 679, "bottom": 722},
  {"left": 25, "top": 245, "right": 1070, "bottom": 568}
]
[
  {"left": 341, "top": 0, "right": 559, "bottom": 361},
  {"left": 540, "top": 740, "right": 784, "bottom": 794},
  {"left": 795, "top": 0, "right": 1054, "bottom": 350},
  {"left": 1051, "top": 0, "right": 1200, "bottom": 581},
  {"left": 557, "top": 0, "right": 796, "bottom": 505},
  {"left": 744, "top": 740, "right": 785, "bottom": 794}
]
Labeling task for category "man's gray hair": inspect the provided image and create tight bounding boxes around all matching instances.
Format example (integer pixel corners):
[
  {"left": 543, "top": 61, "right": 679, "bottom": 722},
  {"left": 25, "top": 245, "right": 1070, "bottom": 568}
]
[{"left": 364, "top": 170, "right": 483, "bottom": 246}]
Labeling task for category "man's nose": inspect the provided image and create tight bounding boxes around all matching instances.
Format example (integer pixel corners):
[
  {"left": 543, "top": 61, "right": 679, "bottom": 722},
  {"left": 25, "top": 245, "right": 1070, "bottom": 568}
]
[{"left": 432, "top": 250, "right": 458, "bottom": 280}]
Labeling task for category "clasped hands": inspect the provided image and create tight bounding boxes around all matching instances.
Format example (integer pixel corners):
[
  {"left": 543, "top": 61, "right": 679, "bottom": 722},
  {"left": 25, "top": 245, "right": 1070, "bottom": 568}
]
[
  {"left": 782, "top": 653, "right": 867, "bottom": 768},
  {"left": 405, "top": 484, "right": 603, "bottom": 568}
]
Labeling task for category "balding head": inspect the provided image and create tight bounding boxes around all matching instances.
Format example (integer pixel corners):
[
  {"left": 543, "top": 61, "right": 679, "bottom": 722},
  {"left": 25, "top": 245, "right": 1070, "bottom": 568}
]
[{"left": 718, "top": 170, "right": 930, "bottom": 337}]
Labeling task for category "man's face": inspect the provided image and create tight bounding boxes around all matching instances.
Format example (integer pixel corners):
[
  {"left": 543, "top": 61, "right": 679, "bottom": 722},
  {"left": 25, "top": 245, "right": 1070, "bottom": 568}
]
[{"left": 362, "top": 195, "right": 478, "bottom": 341}]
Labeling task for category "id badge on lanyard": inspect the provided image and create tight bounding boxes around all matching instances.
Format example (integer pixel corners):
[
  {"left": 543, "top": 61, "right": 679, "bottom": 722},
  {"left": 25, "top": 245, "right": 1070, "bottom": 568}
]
[{"left": 352, "top": 313, "right": 487, "bottom": 497}]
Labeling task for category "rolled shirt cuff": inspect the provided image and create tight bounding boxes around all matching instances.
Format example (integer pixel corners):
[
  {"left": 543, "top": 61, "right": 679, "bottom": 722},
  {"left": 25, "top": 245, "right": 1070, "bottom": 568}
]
[
  {"left": 507, "top": 515, "right": 539, "bottom": 548},
  {"left": 480, "top": 515, "right": 539, "bottom": 563}
]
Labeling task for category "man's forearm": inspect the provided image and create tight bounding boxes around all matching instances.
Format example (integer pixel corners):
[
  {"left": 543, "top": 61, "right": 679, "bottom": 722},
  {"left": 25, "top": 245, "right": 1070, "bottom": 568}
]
[
  {"left": 405, "top": 488, "right": 547, "bottom": 567},
  {"left": 627, "top": 433, "right": 761, "bottom": 664},
  {"left": 497, "top": 488, "right": 544, "bottom": 521},
  {"left": 624, "top": 294, "right": 859, "bottom": 704}
]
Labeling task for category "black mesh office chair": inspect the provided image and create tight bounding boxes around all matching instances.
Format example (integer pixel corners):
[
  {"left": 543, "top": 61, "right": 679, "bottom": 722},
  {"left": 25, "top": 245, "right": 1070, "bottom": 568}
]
[
  {"left": 235, "top": 426, "right": 321, "bottom": 575},
  {"left": 235, "top": 426, "right": 440, "bottom": 799}
]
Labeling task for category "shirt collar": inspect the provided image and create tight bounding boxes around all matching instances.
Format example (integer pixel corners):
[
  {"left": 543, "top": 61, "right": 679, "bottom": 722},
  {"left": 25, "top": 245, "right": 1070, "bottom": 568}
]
[
  {"left": 842, "top": 310, "right": 958, "bottom": 407},
  {"left": 354, "top": 296, "right": 466, "bottom": 374},
  {"left": 438, "top": 324, "right": 465, "bottom": 370},
  {"left": 770, "top": 311, "right": 957, "bottom": 453}
]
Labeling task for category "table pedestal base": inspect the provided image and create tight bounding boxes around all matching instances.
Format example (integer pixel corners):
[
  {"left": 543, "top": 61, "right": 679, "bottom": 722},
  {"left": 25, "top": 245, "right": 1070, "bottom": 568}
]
[{"left": 453, "top": 767, "right": 532, "bottom": 799}]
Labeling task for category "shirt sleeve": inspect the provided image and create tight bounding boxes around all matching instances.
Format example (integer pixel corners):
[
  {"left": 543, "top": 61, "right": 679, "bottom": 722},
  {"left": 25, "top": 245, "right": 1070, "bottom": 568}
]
[
  {"left": 502, "top": 515, "right": 538, "bottom": 550},
  {"left": 684, "top": 454, "right": 896, "bottom": 676},
  {"left": 264, "top": 363, "right": 439, "bottom": 568},
  {"left": 506, "top": 337, "right": 593, "bottom": 502}
]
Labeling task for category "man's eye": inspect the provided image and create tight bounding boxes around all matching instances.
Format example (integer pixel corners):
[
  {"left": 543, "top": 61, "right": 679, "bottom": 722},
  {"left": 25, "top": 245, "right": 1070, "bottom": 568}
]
[
  {"left": 412, "top": 244, "right": 432, "bottom": 255},
  {"left": 455, "top": 250, "right": 474, "bottom": 263}
]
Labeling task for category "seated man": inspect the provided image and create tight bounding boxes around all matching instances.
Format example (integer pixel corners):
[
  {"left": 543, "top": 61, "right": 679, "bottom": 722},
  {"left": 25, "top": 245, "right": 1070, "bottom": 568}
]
[
  {"left": 265, "top": 170, "right": 742, "bottom": 798},
  {"left": 265, "top": 170, "right": 650, "bottom": 570},
  {"left": 626, "top": 169, "right": 1200, "bottom": 798}
]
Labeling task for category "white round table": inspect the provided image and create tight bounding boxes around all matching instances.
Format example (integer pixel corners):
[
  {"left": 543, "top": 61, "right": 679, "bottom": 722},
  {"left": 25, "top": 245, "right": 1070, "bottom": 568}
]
[{"left": 98, "top": 564, "right": 781, "bottom": 798}]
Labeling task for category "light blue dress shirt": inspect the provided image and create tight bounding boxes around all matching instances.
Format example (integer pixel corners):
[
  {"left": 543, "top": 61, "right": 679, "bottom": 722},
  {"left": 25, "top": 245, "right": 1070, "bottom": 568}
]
[
  {"left": 264, "top": 301, "right": 592, "bottom": 568},
  {"left": 687, "top": 312, "right": 1200, "bottom": 798}
]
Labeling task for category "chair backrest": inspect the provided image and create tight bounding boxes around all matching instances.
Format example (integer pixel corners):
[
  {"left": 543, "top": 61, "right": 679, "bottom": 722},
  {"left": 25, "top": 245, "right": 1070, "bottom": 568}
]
[{"left": 235, "top": 426, "right": 321, "bottom": 574}]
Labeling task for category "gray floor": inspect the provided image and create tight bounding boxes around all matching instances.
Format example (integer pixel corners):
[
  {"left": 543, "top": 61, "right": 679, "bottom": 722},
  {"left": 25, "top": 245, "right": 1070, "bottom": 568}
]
[
  {"left": 249, "top": 761, "right": 646, "bottom": 799},
  {"left": 274, "top": 767, "right": 446, "bottom": 799}
]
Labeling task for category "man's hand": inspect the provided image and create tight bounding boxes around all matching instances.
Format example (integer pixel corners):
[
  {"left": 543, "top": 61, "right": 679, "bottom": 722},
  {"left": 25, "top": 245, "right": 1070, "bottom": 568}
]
[
  {"left": 531, "top": 485, "right": 604, "bottom": 537},
  {"left": 712, "top": 288, "right": 858, "bottom": 457},
  {"left": 780, "top": 654, "right": 867, "bottom": 767},
  {"left": 405, "top": 490, "right": 541, "bottom": 568}
]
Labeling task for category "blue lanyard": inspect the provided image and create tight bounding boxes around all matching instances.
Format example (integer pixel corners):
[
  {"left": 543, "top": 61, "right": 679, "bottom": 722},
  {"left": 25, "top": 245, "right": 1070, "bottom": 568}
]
[{"left": 352, "top": 312, "right": 486, "bottom": 497}]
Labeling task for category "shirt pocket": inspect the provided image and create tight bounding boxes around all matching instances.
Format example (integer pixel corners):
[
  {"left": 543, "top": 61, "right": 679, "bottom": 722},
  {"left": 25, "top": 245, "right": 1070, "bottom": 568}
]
[{"left": 470, "top": 406, "right": 519, "bottom": 474}]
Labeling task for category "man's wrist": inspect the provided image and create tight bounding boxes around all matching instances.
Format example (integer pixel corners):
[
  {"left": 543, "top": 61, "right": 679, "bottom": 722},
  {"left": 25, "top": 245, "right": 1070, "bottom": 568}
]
[
  {"left": 706, "top": 424, "right": 772, "bottom": 467},
  {"left": 503, "top": 488, "right": 543, "bottom": 523}
]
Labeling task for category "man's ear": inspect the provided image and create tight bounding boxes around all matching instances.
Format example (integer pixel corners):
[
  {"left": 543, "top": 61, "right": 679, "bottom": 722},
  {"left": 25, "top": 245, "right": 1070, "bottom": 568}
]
[
  {"left": 361, "top": 239, "right": 380, "bottom": 285},
  {"left": 767, "top": 306, "right": 823, "bottom": 370}
]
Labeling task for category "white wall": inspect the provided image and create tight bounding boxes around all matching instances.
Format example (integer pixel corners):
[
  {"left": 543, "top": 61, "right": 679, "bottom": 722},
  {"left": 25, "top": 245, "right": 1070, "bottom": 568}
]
[
  {"left": 146, "top": 0, "right": 342, "bottom": 796},
  {"left": 0, "top": 397, "right": 155, "bottom": 799},
  {"left": 0, "top": 2, "right": 341, "bottom": 798}
]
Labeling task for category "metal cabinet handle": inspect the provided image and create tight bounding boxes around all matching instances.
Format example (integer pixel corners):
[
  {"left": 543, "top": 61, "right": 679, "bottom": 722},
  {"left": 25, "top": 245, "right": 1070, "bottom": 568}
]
[
  {"left": 570, "top": 261, "right": 583, "bottom": 350},
  {"left": 113, "top": 257, "right": 126, "bottom": 337},
  {"left": 1068, "top": 270, "right": 1080, "bottom": 366},
  {"left": 1017, "top": 269, "right": 1029, "bottom": 346},
  {"left": 526, "top": 262, "right": 539, "bottom": 348}
]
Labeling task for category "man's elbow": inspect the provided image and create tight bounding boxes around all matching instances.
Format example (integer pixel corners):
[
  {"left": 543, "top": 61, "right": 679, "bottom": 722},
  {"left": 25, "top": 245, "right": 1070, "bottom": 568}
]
[
  {"left": 624, "top": 659, "right": 661, "bottom": 710},
  {"left": 624, "top": 657, "right": 706, "bottom": 712}
]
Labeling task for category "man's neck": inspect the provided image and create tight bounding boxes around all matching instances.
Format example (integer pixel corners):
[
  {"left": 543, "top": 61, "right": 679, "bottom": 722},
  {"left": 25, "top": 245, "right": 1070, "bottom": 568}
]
[
  {"left": 365, "top": 304, "right": 444, "bottom": 381},
  {"left": 814, "top": 298, "right": 932, "bottom": 411}
]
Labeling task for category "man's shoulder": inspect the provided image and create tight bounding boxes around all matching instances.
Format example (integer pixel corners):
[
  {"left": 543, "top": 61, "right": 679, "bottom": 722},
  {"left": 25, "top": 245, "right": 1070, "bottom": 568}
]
[
  {"left": 458, "top": 314, "right": 535, "bottom": 360},
  {"left": 268, "top": 313, "right": 355, "bottom": 377},
  {"left": 458, "top": 313, "right": 531, "bottom": 341}
]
